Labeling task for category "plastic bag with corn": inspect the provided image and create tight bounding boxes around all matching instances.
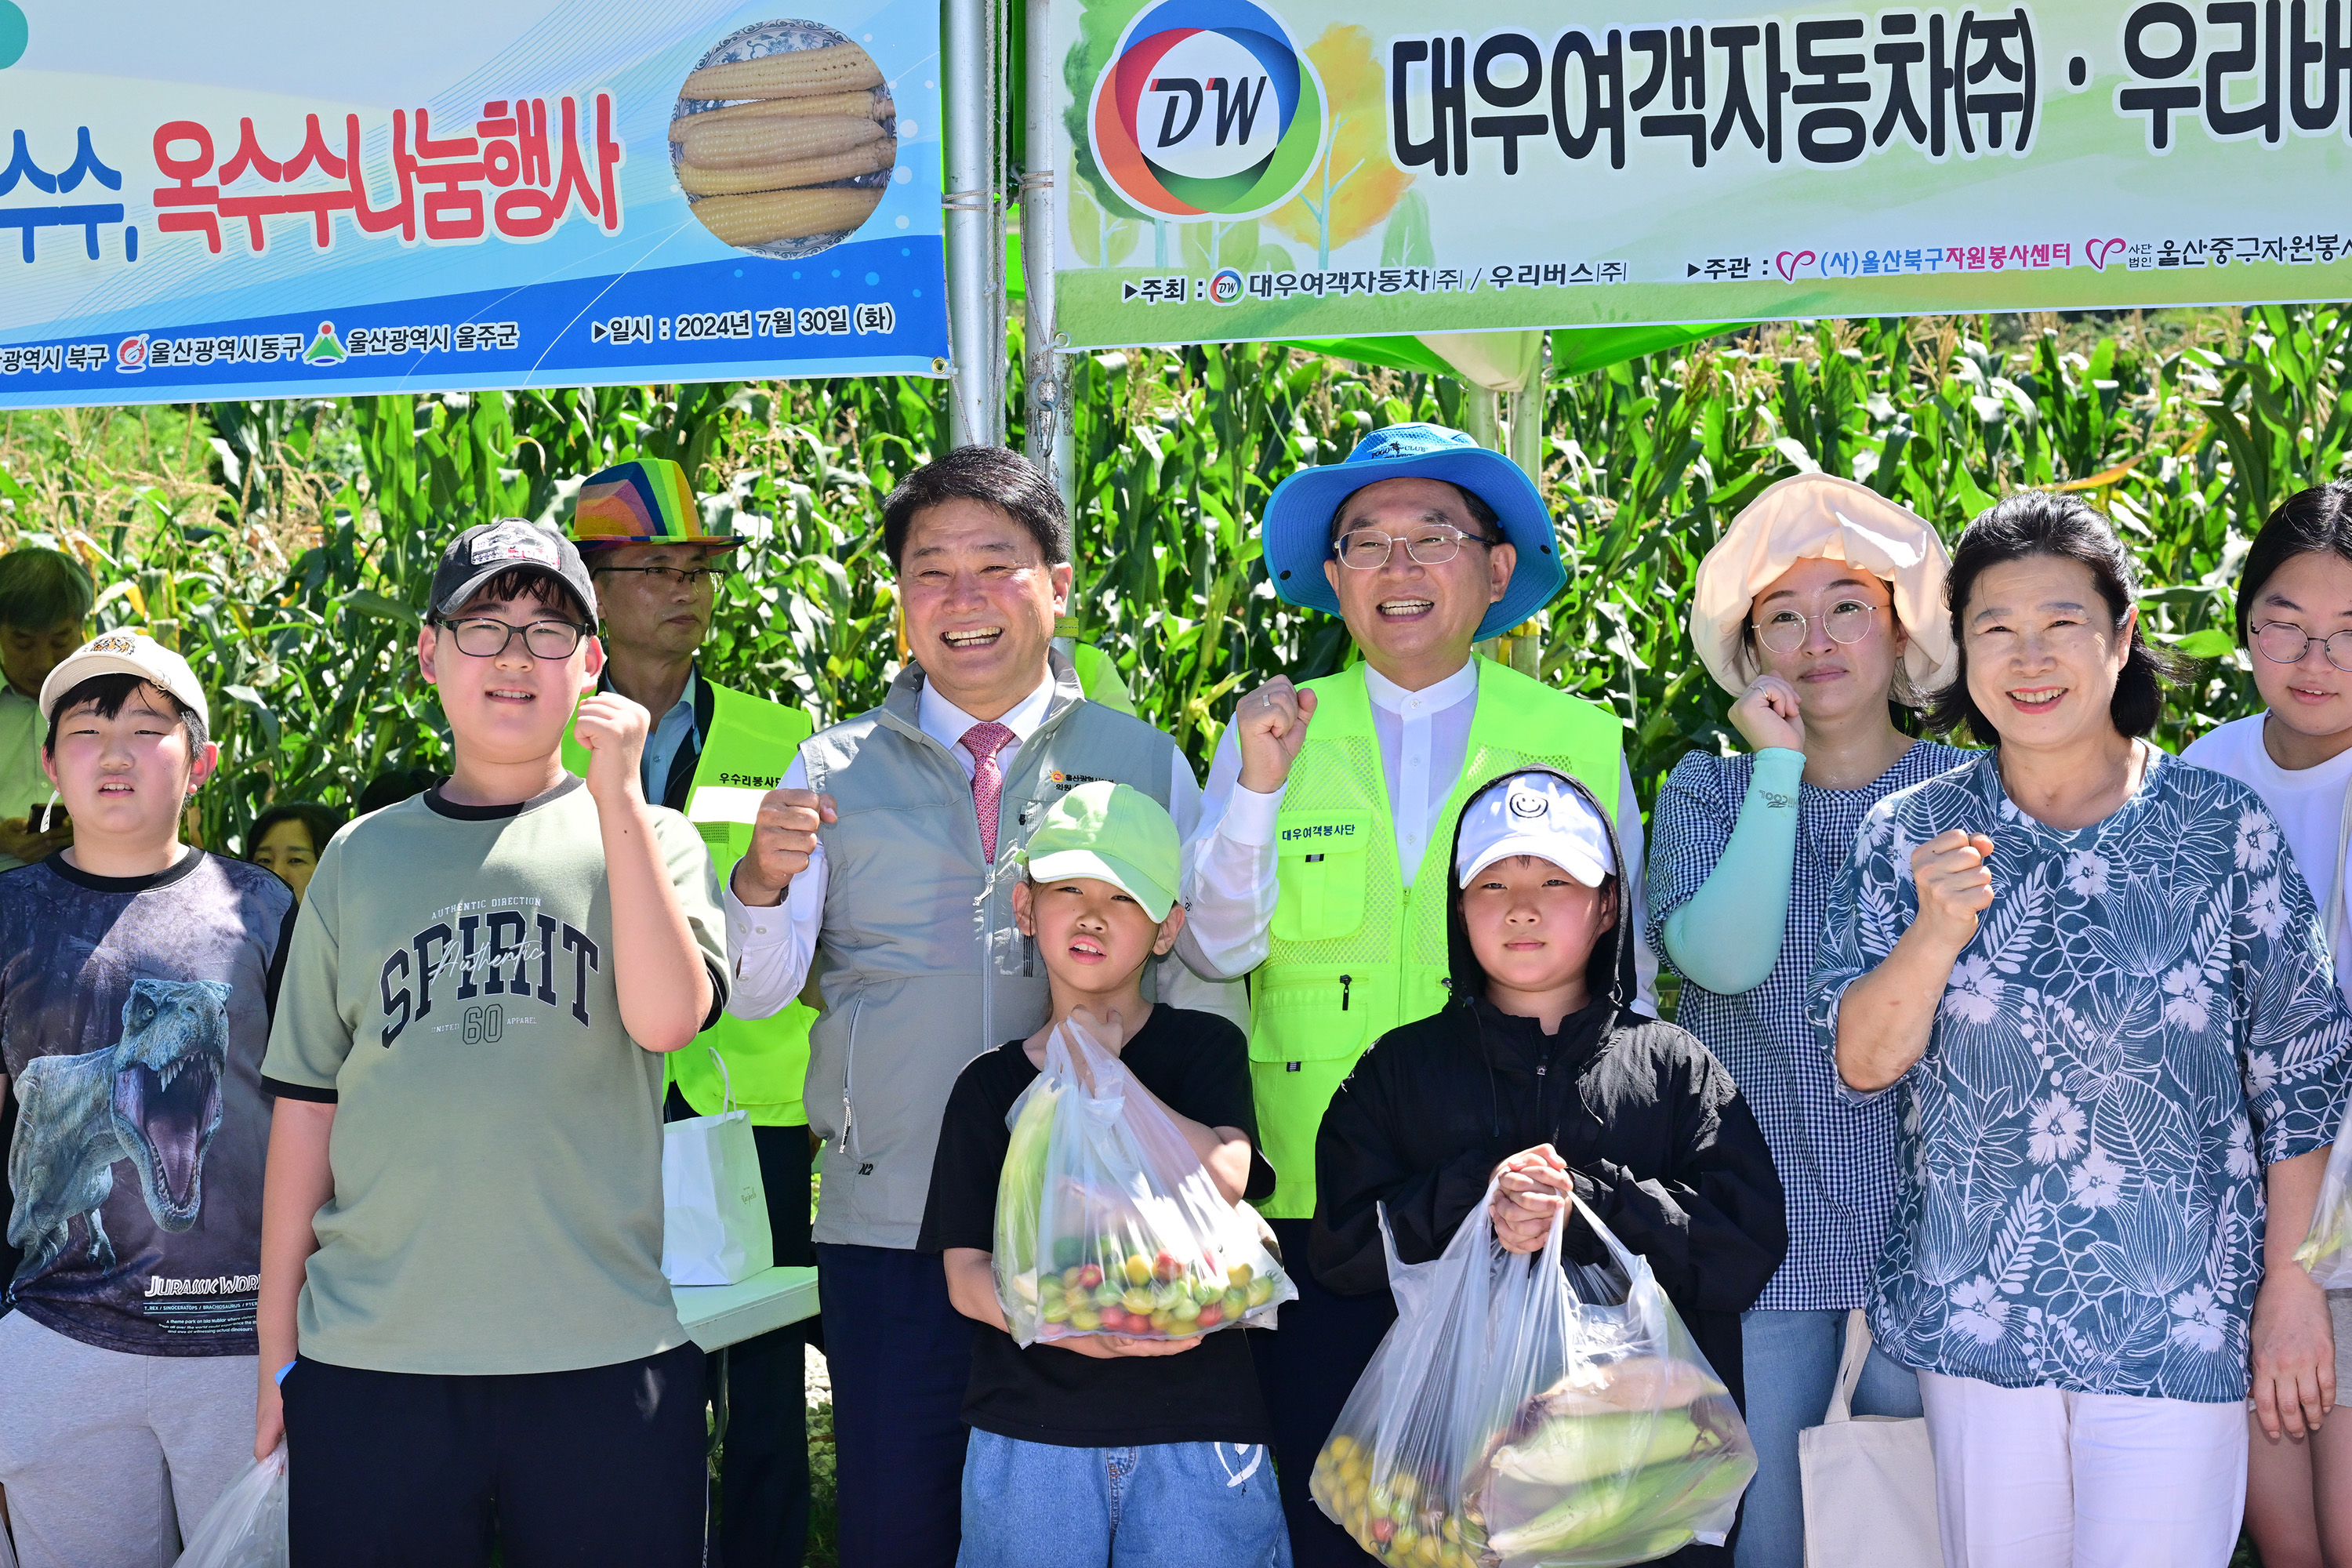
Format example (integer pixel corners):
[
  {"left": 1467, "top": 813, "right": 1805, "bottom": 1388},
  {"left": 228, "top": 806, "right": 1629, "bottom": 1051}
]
[
  {"left": 993, "top": 1012, "right": 1293, "bottom": 1346},
  {"left": 1312, "top": 1185, "right": 1755, "bottom": 1567},
  {"left": 2296, "top": 1095, "right": 2352, "bottom": 1288}
]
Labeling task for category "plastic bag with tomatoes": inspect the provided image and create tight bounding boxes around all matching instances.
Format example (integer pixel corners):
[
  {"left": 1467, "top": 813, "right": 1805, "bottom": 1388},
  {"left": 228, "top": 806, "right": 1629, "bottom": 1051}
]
[
  {"left": 1310, "top": 1187, "right": 1755, "bottom": 1567},
  {"left": 993, "top": 1012, "right": 1293, "bottom": 1346}
]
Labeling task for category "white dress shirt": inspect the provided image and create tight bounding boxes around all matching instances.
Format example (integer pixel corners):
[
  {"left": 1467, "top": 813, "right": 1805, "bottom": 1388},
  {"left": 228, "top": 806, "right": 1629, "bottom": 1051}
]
[
  {"left": 1181, "top": 659, "right": 1658, "bottom": 1007},
  {"left": 723, "top": 671, "right": 1239, "bottom": 1025}
]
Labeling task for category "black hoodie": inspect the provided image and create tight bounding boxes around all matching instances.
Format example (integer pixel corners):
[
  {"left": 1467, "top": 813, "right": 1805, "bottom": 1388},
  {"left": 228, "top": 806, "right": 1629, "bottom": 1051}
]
[{"left": 1307, "top": 771, "right": 1788, "bottom": 1420}]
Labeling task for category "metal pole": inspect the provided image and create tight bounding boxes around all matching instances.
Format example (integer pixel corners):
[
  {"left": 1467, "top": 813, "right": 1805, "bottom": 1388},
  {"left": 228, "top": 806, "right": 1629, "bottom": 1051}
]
[
  {"left": 943, "top": 0, "right": 1001, "bottom": 448},
  {"left": 1022, "top": 0, "right": 1074, "bottom": 512}
]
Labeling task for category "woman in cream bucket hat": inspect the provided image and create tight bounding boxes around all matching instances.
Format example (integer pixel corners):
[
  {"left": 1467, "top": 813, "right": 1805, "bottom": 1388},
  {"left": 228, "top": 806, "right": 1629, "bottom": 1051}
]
[{"left": 1646, "top": 474, "right": 1971, "bottom": 1568}]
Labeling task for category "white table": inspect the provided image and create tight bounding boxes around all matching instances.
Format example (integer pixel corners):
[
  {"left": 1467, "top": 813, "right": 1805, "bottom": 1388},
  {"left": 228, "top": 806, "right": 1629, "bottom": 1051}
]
[
  {"left": 671, "top": 1265, "right": 821, "bottom": 1450},
  {"left": 673, "top": 1265, "right": 820, "bottom": 1353}
]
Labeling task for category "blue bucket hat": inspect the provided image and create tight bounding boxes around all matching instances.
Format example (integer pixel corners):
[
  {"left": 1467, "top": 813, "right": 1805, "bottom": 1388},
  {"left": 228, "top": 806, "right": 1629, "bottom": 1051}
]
[{"left": 1260, "top": 423, "right": 1564, "bottom": 641}]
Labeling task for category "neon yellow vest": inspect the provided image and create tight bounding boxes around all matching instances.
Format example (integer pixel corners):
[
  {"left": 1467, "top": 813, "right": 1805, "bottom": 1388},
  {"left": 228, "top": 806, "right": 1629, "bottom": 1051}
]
[
  {"left": 562, "top": 679, "right": 818, "bottom": 1124},
  {"left": 1248, "top": 658, "right": 1621, "bottom": 1219}
]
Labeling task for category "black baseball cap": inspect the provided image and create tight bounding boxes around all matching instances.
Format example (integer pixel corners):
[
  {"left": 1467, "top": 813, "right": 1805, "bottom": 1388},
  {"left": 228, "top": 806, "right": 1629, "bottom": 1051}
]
[{"left": 429, "top": 520, "right": 599, "bottom": 624}]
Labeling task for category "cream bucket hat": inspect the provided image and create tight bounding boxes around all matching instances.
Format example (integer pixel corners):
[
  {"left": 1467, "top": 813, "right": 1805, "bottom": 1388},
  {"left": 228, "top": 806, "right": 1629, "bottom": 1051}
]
[{"left": 1690, "top": 474, "right": 1958, "bottom": 700}]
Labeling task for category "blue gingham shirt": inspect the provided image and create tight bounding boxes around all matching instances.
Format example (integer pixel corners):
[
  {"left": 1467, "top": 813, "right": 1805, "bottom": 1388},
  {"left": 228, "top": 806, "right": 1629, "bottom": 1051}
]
[{"left": 1648, "top": 740, "right": 1975, "bottom": 1311}]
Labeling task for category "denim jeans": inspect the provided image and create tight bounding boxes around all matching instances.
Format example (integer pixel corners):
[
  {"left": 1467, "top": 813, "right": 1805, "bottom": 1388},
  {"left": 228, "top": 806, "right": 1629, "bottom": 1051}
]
[
  {"left": 955, "top": 1427, "right": 1293, "bottom": 1568},
  {"left": 1733, "top": 1308, "right": 1925, "bottom": 1568}
]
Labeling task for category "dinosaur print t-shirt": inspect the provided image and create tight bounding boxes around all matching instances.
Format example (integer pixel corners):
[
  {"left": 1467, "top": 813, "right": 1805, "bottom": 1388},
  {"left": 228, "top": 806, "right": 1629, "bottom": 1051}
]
[{"left": 0, "top": 848, "right": 295, "bottom": 1356}]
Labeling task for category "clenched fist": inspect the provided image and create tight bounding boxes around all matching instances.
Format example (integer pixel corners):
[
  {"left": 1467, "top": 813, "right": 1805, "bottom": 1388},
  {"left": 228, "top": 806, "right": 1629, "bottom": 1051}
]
[
  {"left": 732, "top": 786, "right": 837, "bottom": 906},
  {"left": 1729, "top": 674, "right": 1806, "bottom": 755},
  {"left": 1911, "top": 829, "right": 1996, "bottom": 953},
  {"left": 573, "top": 691, "right": 652, "bottom": 805},
  {"left": 1234, "top": 677, "right": 1316, "bottom": 795}
]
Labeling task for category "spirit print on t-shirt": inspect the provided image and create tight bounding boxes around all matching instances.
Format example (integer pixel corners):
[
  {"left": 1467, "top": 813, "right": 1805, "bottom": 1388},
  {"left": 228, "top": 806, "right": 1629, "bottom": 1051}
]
[{"left": 378, "top": 894, "right": 601, "bottom": 1048}]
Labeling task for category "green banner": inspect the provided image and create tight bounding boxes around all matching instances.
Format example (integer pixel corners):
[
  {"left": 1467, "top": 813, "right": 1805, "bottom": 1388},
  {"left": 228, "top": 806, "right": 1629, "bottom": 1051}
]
[{"left": 1048, "top": 0, "right": 2352, "bottom": 348}]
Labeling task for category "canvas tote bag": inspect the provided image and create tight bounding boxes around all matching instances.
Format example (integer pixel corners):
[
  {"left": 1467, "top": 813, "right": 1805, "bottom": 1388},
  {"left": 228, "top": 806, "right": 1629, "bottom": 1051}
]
[
  {"left": 1798, "top": 1309, "right": 1944, "bottom": 1568},
  {"left": 660, "top": 1048, "right": 775, "bottom": 1286}
]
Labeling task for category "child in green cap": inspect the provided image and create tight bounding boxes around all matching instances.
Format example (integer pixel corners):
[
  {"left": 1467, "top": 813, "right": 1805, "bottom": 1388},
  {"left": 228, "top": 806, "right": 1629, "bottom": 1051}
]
[{"left": 917, "top": 780, "right": 1290, "bottom": 1566}]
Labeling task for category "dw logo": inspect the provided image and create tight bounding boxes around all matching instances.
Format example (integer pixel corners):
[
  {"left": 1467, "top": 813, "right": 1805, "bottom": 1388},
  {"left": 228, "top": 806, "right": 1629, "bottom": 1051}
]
[{"left": 1089, "top": 0, "right": 1327, "bottom": 222}]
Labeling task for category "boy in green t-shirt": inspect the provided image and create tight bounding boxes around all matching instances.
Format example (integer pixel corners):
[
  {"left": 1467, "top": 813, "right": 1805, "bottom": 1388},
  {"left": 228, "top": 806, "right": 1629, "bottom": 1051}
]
[{"left": 254, "top": 521, "right": 729, "bottom": 1567}]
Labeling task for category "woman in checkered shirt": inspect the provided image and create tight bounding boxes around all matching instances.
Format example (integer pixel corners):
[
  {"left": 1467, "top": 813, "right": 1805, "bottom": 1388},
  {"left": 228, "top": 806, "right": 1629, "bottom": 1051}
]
[{"left": 1646, "top": 476, "right": 1972, "bottom": 1568}]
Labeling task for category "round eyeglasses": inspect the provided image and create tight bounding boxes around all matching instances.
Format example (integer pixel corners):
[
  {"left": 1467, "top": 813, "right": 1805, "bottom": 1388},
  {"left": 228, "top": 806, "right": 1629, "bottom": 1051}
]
[
  {"left": 2251, "top": 620, "right": 2352, "bottom": 673},
  {"left": 441, "top": 617, "right": 593, "bottom": 659},
  {"left": 1332, "top": 524, "right": 1497, "bottom": 571},
  {"left": 593, "top": 564, "right": 720, "bottom": 588},
  {"left": 1752, "top": 600, "right": 1878, "bottom": 655}
]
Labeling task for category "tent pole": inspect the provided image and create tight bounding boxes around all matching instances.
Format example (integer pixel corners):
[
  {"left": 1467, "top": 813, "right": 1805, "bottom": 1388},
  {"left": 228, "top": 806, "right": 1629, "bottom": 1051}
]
[
  {"left": 944, "top": 0, "right": 1001, "bottom": 448},
  {"left": 1021, "top": 0, "right": 1073, "bottom": 511}
]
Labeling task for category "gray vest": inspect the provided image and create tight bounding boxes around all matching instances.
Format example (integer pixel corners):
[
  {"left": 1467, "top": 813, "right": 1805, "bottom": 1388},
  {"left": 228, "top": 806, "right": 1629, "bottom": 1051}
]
[{"left": 800, "top": 650, "right": 1179, "bottom": 1248}]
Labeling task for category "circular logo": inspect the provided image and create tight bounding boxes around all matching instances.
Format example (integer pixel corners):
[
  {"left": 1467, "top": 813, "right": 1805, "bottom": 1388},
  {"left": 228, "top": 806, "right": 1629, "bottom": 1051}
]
[
  {"left": 0, "top": 3, "right": 26, "bottom": 72},
  {"left": 1089, "top": 0, "right": 1326, "bottom": 221},
  {"left": 1505, "top": 786, "right": 1551, "bottom": 821},
  {"left": 1207, "top": 267, "right": 1244, "bottom": 304}
]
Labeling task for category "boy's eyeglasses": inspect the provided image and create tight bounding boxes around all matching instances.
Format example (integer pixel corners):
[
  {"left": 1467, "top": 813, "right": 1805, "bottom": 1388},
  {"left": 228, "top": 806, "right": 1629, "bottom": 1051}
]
[
  {"left": 594, "top": 565, "right": 720, "bottom": 588},
  {"left": 2251, "top": 620, "right": 2352, "bottom": 673},
  {"left": 1331, "top": 524, "right": 1496, "bottom": 571},
  {"left": 440, "top": 617, "right": 593, "bottom": 659},
  {"left": 1752, "top": 601, "right": 1878, "bottom": 654}
]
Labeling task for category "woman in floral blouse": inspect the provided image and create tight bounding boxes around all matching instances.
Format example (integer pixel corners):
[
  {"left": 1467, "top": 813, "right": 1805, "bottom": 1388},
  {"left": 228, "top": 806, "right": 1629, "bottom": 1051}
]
[{"left": 1811, "top": 492, "right": 2352, "bottom": 1567}]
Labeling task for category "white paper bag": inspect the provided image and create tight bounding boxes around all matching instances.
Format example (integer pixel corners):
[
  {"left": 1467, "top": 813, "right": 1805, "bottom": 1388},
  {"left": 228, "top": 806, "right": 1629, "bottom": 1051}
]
[
  {"left": 661, "top": 1048, "right": 774, "bottom": 1286},
  {"left": 1799, "top": 1309, "right": 1944, "bottom": 1568}
]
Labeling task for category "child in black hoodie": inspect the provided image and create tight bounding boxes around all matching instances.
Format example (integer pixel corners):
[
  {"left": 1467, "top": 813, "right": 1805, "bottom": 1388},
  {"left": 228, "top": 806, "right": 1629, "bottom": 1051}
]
[{"left": 1309, "top": 768, "right": 1788, "bottom": 1565}]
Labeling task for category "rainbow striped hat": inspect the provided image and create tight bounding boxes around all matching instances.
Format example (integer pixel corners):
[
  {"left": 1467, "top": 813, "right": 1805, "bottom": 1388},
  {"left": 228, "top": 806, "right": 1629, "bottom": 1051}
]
[{"left": 570, "top": 457, "right": 738, "bottom": 550}]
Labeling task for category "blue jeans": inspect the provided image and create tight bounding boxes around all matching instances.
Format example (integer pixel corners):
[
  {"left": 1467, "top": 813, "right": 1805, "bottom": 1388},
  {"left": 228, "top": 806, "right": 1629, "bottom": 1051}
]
[
  {"left": 956, "top": 1428, "right": 1293, "bottom": 1568},
  {"left": 1734, "top": 1308, "right": 1924, "bottom": 1568}
]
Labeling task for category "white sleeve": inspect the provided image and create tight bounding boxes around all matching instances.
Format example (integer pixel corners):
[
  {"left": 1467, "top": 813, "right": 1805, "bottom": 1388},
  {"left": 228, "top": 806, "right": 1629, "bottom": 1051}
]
[
  {"left": 1616, "top": 755, "right": 1660, "bottom": 1014},
  {"left": 1175, "top": 721, "right": 1282, "bottom": 982},
  {"left": 722, "top": 753, "right": 826, "bottom": 1021},
  {"left": 1162, "top": 745, "right": 1251, "bottom": 1030}
]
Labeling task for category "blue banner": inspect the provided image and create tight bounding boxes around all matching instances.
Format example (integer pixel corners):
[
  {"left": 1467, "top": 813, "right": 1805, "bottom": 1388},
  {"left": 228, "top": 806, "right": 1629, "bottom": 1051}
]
[{"left": 0, "top": 0, "right": 948, "bottom": 408}]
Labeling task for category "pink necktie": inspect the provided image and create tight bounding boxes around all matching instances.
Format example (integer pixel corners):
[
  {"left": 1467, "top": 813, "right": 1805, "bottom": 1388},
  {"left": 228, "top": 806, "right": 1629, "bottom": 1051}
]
[{"left": 960, "top": 720, "right": 1017, "bottom": 862}]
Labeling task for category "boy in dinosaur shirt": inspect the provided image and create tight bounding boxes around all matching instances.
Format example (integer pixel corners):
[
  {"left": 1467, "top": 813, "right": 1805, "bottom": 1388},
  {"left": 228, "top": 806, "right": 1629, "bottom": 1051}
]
[{"left": 0, "top": 632, "right": 296, "bottom": 1568}]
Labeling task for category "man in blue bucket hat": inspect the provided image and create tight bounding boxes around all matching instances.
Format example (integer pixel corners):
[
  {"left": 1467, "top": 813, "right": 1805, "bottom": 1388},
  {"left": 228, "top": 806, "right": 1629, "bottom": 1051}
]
[{"left": 1181, "top": 422, "right": 1655, "bottom": 1564}]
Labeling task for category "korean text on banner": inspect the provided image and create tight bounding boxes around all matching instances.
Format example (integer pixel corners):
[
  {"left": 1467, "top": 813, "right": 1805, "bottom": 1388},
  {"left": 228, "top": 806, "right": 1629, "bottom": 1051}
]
[
  {"left": 1047, "top": 0, "right": 2352, "bottom": 347},
  {"left": 0, "top": 1, "right": 948, "bottom": 408}
]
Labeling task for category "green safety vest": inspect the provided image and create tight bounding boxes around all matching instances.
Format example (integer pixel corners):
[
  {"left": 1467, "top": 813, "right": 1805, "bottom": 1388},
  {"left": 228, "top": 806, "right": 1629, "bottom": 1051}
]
[
  {"left": 1247, "top": 657, "right": 1621, "bottom": 1220},
  {"left": 563, "top": 679, "right": 818, "bottom": 1125}
]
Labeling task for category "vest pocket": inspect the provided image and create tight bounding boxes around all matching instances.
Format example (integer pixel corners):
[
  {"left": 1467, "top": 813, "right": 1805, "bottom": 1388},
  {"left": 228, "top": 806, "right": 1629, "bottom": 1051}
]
[
  {"left": 1269, "top": 810, "right": 1374, "bottom": 942},
  {"left": 1247, "top": 966, "right": 1394, "bottom": 1063}
]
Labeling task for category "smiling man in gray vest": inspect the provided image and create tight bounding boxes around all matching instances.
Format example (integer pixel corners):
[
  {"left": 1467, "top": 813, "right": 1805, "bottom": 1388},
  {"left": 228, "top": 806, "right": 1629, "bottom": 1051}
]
[{"left": 724, "top": 445, "right": 1236, "bottom": 1568}]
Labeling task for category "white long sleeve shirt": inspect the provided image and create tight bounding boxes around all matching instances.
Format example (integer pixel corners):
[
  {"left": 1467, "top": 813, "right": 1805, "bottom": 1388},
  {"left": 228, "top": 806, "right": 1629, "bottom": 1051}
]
[
  {"left": 1181, "top": 659, "right": 1659, "bottom": 1008},
  {"left": 722, "top": 672, "right": 1242, "bottom": 1027}
]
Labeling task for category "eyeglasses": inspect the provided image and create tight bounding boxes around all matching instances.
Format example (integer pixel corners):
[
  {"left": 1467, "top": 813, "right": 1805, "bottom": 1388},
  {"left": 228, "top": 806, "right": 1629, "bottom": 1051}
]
[
  {"left": 439, "top": 617, "right": 593, "bottom": 659},
  {"left": 1752, "top": 600, "right": 1878, "bottom": 654},
  {"left": 594, "top": 564, "right": 720, "bottom": 588},
  {"left": 2251, "top": 620, "right": 2352, "bottom": 673},
  {"left": 1332, "top": 524, "right": 1497, "bottom": 571}
]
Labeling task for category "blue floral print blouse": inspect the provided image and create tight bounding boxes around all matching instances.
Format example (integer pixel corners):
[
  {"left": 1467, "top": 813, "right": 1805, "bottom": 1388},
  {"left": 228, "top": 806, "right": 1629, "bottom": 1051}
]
[{"left": 1810, "top": 749, "right": 2352, "bottom": 1402}]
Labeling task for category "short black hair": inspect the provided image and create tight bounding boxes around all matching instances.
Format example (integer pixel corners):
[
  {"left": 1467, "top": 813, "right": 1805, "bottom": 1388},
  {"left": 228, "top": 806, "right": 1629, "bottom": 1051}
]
[
  {"left": 1925, "top": 491, "right": 2188, "bottom": 744},
  {"left": 1327, "top": 481, "right": 1501, "bottom": 543},
  {"left": 2236, "top": 483, "right": 2352, "bottom": 642},
  {"left": 247, "top": 800, "right": 346, "bottom": 861},
  {"left": 881, "top": 445, "right": 1069, "bottom": 571},
  {"left": 354, "top": 767, "right": 439, "bottom": 816},
  {"left": 437, "top": 568, "right": 593, "bottom": 626},
  {"left": 0, "top": 546, "right": 94, "bottom": 633},
  {"left": 42, "top": 671, "right": 209, "bottom": 758}
]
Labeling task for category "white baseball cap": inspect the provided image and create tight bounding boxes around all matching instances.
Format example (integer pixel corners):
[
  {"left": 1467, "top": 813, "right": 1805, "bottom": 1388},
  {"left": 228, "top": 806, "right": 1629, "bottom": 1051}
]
[
  {"left": 38, "top": 630, "right": 210, "bottom": 730},
  {"left": 1454, "top": 771, "right": 1615, "bottom": 889}
]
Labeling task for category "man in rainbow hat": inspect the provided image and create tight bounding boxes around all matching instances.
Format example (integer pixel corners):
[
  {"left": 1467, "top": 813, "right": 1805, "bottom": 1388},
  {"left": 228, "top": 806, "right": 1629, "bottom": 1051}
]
[
  {"left": 564, "top": 456, "right": 821, "bottom": 1568},
  {"left": 1181, "top": 422, "right": 1656, "bottom": 1565}
]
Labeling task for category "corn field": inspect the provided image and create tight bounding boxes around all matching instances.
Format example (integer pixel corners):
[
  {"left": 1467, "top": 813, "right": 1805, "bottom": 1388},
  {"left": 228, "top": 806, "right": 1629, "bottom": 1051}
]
[{"left": 0, "top": 303, "right": 2342, "bottom": 855}]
